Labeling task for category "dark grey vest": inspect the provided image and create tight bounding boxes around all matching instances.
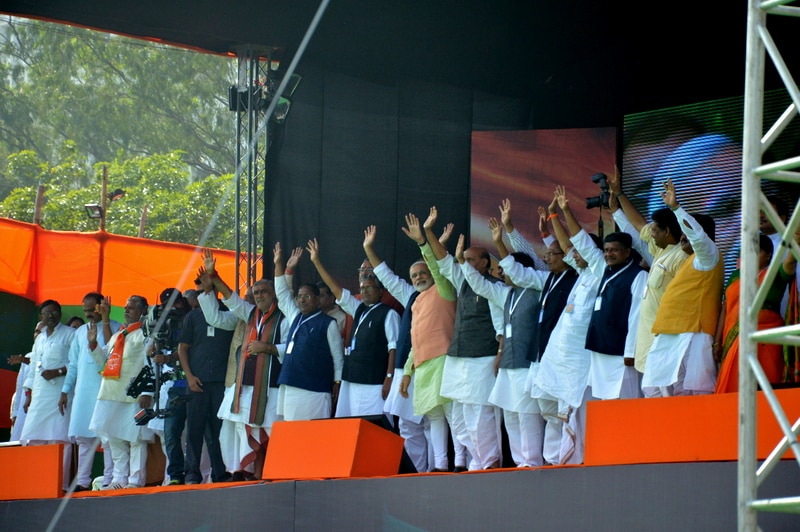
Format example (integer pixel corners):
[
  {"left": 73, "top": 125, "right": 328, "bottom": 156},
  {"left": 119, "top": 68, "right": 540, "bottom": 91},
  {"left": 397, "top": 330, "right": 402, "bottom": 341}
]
[
  {"left": 448, "top": 273, "right": 500, "bottom": 358},
  {"left": 501, "top": 285, "right": 541, "bottom": 369}
]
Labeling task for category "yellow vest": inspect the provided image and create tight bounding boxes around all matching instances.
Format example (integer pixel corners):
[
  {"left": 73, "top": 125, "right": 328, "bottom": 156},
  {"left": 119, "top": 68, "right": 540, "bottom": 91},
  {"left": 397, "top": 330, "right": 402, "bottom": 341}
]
[{"left": 651, "top": 253, "right": 724, "bottom": 335}]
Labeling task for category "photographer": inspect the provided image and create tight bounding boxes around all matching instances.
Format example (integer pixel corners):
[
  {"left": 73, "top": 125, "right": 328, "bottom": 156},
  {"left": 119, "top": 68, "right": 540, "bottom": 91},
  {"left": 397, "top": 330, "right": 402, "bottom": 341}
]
[{"left": 146, "top": 288, "right": 191, "bottom": 485}]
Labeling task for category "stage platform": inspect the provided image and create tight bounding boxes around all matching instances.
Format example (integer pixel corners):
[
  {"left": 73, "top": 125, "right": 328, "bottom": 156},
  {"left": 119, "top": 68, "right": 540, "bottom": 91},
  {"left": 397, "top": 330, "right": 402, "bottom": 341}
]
[{"left": 2, "top": 390, "right": 798, "bottom": 531}]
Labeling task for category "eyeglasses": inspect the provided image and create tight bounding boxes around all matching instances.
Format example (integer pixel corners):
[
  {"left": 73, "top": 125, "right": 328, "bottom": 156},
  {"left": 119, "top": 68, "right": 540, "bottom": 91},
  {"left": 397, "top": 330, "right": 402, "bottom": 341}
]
[{"left": 544, "top": 252, "right": 564, "bottom": 258}]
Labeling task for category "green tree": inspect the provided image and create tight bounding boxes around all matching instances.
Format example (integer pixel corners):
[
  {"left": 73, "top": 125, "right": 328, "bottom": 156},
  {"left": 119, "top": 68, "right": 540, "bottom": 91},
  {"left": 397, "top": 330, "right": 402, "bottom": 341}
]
[
  {"left": 0, "top": 16, "right": 236, "bottom": 181},
  {"left": 0, "top": 149, "right": 237, "bottom": 249}
]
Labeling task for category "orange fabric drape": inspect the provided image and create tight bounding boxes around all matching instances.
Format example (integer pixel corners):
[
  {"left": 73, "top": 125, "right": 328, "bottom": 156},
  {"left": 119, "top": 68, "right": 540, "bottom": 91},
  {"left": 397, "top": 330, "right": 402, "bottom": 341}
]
[{"left": 715, "top": 271, "right": 786, "bottom": 393}]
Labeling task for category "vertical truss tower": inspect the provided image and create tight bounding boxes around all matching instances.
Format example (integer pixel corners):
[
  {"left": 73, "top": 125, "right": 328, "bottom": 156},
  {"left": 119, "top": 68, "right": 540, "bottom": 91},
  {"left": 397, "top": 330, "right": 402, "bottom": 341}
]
[
  {"left": 741, "top": 1, "right": 800, "bottom": 529},
  {"left": 231, "top": 46, "right": 275, "bottom": 293}
]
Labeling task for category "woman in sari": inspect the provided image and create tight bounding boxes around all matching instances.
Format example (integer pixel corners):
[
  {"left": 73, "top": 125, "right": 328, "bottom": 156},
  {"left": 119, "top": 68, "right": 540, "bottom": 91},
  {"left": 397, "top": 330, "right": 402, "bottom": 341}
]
[{"left": 715, "top": 234, "right": 797, "bottom": 393}]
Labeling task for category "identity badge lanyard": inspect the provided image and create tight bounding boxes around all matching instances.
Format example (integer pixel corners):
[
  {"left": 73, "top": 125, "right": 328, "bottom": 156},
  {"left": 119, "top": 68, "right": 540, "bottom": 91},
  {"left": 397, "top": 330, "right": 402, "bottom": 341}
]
[
  {"left": 539, "top": 271, "right": 567, "bottom": 323},
  {"left": 595, "top": 260, "right": 633, "bottom": 311},
  {"left": 505, "top": 288, "right": 527, "bottom": 339},
  {"left": 350, "top": 303, "right": 382, "bottom": 352},
  {"left": 286, "top": 311, "right": 322, "bottom": 354}
]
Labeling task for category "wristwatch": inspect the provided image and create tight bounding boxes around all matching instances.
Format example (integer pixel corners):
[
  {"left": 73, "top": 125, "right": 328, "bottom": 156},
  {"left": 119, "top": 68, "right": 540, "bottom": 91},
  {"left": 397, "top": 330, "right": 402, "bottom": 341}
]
[{"left": 386, "top": 372, "right": 393, "bottom": 378}]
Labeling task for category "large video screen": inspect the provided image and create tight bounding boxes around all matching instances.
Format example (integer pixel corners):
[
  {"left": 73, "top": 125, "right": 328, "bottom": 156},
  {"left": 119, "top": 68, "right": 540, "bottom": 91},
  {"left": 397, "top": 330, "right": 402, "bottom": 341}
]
[
  {"left": 469, "top": 127, "right": 618, "bottom": 261},
  {"left": 622, "top": 88, "right": 800, "bottom": 279},
  {"left": 469, "top": 89, "right": 800, "bottom": 282}
]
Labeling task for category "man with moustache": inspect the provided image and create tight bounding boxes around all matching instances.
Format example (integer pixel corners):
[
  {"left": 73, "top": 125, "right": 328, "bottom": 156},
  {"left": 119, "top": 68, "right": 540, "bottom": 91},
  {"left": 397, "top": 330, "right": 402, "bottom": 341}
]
[
  {"left": 58, "top": 292, "right": 121, "bottom": 491},
  {"left": 273, "top": 242, "right": 344, "bottom": 421},
  {"left": 21, "top": 300, "right": 76, "bottom": 491},
  {"left": 198, "top": 249, "right": 289, "bottom": 480},
  {"left": 560, "top": 186, "right": 648, "bottom": 401},
  {"left": 88, "top": 295, "right": 154, "bottom": 489},
  {"left": 502, "top": 189, "right": 603, "bottom": 464},
  {"left": 307, "top": 239, "right": 399, "bottom": 419}
]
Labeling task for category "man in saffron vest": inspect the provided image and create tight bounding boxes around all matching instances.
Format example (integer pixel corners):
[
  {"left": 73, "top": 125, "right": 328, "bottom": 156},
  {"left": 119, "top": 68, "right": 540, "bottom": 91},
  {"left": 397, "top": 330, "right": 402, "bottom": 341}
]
[
  {"left": 364, "top": 221, "right": 462, "bottom": 472},
  {"left": 198, "top": 249, "right": 289, "bottom": 480},
  {"left": 273, "top": 242, "right": 345, "bottom": 421},
  {"left": 307, "top": 238, "right": 400, "bottom": 419},
  {"left": 643, "top": 178, "right": 725, "bottom": 395},
  {"left": 88, "top": 295, "right": 154, "bottom": 489}
]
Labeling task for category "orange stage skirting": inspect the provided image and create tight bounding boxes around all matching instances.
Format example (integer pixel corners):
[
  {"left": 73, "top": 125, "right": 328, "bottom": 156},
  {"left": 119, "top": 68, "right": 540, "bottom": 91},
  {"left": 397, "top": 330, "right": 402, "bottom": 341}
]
[
  {"left": 584, "top": 388, "right": 800, "bottom": 465},
  {"left": 3, "top": 390, "right": 798, "bottom": 500}
]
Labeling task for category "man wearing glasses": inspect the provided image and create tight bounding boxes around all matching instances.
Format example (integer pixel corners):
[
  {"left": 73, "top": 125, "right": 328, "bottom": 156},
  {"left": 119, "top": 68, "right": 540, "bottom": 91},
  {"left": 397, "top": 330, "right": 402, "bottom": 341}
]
[
  {"left": 307, "top": 238, "right": 400, "bottom": 419},
  {"left": 198, "top": 249, "right": 290, "bottom": 480}
]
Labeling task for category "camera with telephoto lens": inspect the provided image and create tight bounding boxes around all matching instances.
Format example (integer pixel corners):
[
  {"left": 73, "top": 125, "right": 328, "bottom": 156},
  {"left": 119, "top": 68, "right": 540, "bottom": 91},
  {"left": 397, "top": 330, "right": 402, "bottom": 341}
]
[{"left": 585, "top": 172, "right": 611, "bottom": 209}]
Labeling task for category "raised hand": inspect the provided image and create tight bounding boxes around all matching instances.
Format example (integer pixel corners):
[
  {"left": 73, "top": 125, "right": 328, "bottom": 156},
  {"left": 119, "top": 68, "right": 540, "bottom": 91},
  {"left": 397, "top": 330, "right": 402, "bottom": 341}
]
[
  {"left": 401, "top": 213, "right": 425, "bottom": 244},
  {"left": 662, "top": 178, "right": 678, "bottom": 209},
  {"left": 363, "top": 225, "right": 377, "bottom": 248},
  {"left": 272, "top": 242, "right": 283, "bottom": 266},
  {"left": 555, "top": 185, "right": 569, "bottom": 211},
  {"left": 195, "top": 267, "right": 214, "bottom": 292},
  {"left": 439, "top": 223, "right": 454, "bottom": 246},
  {"left": 423, "top": 206, "right": 439, "bottom": 231},
  {"left": 202, "top": 248, "right": 216, "bottom": 275},
  {"left": 286, "top": 246, "right": 304, "bottom": 270},
  {"left": 87, "top": 320, "right": 98, "bottom": 344},
  {"left": 499, "top": 198, "right": 513, "bottom": 231},
  {"left": 306, "top": 238, "right": 320, "bottom": 263},
  {"left": 455, "top": 234, "right": 466, "bottom": 263},
  {"left": 488, "top": 217, "right": 503, "bottom": 243},
  {"left": 538, "top": 206, "right": 548, "bottom": 234},
  {"left": 607, "top": 168, "right": 622, "bottom": 196}
]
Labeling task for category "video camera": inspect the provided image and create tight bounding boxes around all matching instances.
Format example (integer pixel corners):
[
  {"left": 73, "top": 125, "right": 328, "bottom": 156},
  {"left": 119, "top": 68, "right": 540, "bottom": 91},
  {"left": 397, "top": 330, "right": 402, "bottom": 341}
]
[
  {"left": 585, "top": 172, "right": 611, "bottom": 209},
  {"left": 144, "top": 288, "right": 187, "bottom": 353}
]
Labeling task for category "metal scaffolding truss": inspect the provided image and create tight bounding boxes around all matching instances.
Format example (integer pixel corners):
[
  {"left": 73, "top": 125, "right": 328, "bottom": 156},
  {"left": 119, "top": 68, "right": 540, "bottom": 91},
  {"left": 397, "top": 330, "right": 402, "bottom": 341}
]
[
  {"left": 741, "top": 0, "right": 800, "bottom": 529},
  {"left": 231, "top": 47, "right": 273, "bottom": 293}
]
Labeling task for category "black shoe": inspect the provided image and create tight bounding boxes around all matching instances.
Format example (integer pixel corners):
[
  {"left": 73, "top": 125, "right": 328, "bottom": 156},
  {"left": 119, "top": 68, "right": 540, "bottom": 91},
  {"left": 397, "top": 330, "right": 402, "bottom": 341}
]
[
  {"left": 431, "top": 468, "right": 449, "bottom": 472},
  {"left": 452, "top": 466, "right": 468, "bottom": 473},
  {"left": 214, "top": 473, "right": 234, "bottom": 483},
  {"left": 74, "top": 485, "right": 91, "bottom": 492},
  {"left": 168, "top": 479, "right": 184, "bottom": 486}
]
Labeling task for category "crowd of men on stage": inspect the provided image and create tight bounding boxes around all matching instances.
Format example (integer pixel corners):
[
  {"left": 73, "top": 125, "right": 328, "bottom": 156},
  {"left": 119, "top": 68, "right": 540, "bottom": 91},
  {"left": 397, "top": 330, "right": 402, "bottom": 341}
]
[{"left": 8, "top": 176, "right": 798, "bottom": 490}]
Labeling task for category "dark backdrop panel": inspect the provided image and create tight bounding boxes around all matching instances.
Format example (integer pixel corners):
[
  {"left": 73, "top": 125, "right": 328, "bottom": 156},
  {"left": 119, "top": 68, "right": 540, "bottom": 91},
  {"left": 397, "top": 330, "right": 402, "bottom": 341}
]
[
  {"left": 315, "top": 71, "right": 400, "bottom": 292},
  {"left": 392, "top": 80, "right": 473, "bottom": 273},
  {"left": 265, "top": 66, "right": 582, "bottom": 293},
  {"left": 265, "top": 63, "right": 325, "bottom": 282}
]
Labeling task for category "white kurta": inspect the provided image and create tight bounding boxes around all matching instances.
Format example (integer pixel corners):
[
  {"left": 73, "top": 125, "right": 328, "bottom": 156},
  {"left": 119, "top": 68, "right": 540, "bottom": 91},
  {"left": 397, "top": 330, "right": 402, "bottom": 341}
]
[
  {"left": 62, "top": 320, "right": 121, "bottom": 438},
  {"left": 21, "top": 323, "right": 75, "bottom": 442}
]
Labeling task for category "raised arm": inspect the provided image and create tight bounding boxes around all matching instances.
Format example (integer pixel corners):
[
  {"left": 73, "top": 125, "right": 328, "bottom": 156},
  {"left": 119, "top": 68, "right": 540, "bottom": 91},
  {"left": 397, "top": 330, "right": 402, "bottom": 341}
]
[
  {"left": 555, "top": 185, "right": 583, "bottom": 237},
  {"left": 489, "top": 217, "right": 510, "bottom": 260},
  {"left": 203, "top": 248, "right": 233, "bottom": 300},
  {"left": 607, "top": 167, "right": 647, "bottom": 232},
  {"left": 307, "top": 238, "right": 343, "bottom": 300},
  {"left": 362, "top": 225, "right": 384, "bottom": 268},
  {"left": 548, "top": 194, "right": 572, "bottom": 254},
  {"left": 422, "top": 206, "right": 447, "bottom": 260}
]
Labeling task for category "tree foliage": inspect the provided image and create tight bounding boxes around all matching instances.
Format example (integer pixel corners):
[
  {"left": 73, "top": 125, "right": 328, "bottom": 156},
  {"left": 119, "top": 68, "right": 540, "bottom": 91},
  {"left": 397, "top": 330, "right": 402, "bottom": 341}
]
[
  {"left": 0, "top": 16, "right": 236, "bottom": 178},
  {"left": 0, "top": 16, "right": 241, "bottom": 249}
]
